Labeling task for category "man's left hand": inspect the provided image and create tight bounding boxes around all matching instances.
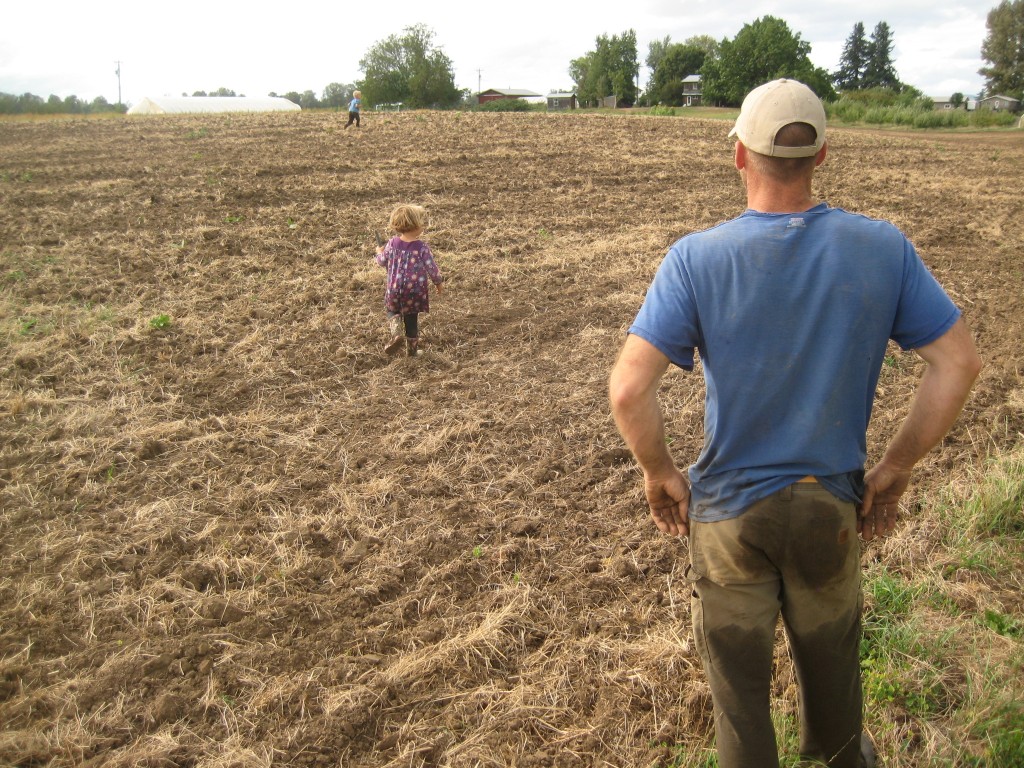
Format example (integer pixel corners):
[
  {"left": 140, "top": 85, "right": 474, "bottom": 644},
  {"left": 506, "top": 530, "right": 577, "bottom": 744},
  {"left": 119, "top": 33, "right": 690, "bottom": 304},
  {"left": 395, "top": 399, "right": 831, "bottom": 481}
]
[{"left": 859, "top": 461, "right": 912, "bottom": 541}]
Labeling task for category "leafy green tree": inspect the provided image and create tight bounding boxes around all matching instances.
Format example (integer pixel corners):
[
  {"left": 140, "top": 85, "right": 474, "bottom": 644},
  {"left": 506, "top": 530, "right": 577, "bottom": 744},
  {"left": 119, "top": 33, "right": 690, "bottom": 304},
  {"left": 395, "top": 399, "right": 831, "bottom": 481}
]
[
  {"left": 650, "top": 44, "right": 706, "bottom": 105},
  {"left": 569, "top": 51, "right": 597, "bottom": 105},
  {"left": 980, "top": 0, "right": 1024, "bottom": 100},
  {"left": 609, "top": 30, "right": 639, "bottom": 106},
  {"left": 299, "top": 90, "right": 320, "bottom": 109},
  {"left": 646, "top": 35, "right": 673, "bottom": 93},
  {"left": 282, "top": 92, "right": 302, "bottom": 106},
  {"left": 700, "top": 16, "right": 835, "bottom": 106},
  {"left": 358, "top": 24, "right": 461, "bottom": 108},
  {"left": 863, "top": 22, "right": 900, "bottom": 90},
  {"left": 322, "top": 82, "right": 355, "bottom": 109},
  {"left": 571, "top": 30, "right": 639, "bottom": 107},
  {"left": 19, "top": 93, "right": 44, "bottom": 112},
  {"left": 951, "top": 92, "right": 965, "bottom": 108},
  {"left": 834, "top": 22, "right": 869, "bottom": 90},
  {"left": 0, "top": 92, "right": 43, "bottom": 114},
  {"left": 683, "top": 34, "right": 721, "bottom": 59}
]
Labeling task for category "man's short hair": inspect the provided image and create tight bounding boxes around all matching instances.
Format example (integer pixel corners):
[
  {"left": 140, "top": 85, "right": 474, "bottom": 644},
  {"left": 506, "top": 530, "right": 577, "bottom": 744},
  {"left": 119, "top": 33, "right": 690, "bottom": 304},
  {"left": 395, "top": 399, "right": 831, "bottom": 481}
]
[{"left": 745, "top": 123, "right": 820, "bottom": 182}]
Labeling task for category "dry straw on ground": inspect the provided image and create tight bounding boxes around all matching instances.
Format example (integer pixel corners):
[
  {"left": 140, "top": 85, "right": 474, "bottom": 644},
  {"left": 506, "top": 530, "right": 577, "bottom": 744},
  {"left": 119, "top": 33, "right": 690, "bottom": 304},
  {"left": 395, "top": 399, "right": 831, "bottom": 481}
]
[{"left": 1, "top": 111, "right": 1022, "bottom": 766}]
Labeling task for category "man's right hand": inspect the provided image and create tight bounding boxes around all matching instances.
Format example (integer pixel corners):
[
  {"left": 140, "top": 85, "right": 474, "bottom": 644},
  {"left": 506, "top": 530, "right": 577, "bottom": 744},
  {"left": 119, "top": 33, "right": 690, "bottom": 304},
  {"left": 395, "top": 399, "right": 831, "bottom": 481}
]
[{"left": 645, "top": 470, "right": 691, "bottom": 537}]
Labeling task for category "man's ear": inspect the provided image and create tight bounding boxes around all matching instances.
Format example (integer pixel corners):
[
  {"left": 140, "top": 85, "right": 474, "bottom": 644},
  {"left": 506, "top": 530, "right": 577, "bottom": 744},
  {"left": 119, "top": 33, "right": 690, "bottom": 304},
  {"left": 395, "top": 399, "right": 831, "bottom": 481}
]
[
  {"left": 734, "top": 141, "right": 746, "bottom": 171},
  {"left": 814, "top": 142, "right": 828, "bottom": 167}
]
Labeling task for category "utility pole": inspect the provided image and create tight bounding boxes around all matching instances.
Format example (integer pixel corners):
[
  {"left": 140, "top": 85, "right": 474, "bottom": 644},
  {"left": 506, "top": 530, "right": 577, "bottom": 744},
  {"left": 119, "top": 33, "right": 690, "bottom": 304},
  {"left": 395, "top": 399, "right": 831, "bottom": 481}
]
[
  {"left": 115, "top": 61, "right": 122, "bottom": 107},
  {"left": 477, "top": 69, "right": 482, "bottom": 97}
]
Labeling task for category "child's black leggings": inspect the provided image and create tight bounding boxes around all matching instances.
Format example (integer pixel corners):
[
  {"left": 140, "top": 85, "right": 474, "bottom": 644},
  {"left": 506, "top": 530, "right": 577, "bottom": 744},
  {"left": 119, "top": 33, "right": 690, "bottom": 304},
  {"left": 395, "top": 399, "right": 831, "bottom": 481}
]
[{"left": 402, "top": 313, "right": 418, "bottom": 338}]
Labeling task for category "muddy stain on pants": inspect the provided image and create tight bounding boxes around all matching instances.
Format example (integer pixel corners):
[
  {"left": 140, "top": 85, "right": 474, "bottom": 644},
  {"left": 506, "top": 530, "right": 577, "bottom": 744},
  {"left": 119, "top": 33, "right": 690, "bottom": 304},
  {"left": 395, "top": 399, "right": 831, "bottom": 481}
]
[{"left": 686, "top": 482, "right": 863, "bottom": 768}]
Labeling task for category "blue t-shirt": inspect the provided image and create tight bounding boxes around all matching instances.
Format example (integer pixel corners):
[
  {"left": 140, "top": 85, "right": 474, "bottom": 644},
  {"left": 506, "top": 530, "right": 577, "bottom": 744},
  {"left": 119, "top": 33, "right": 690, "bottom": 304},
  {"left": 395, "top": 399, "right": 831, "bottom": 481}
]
[
  {"left": 629, "top": 203, "right": 959, "bottom": 522},
  {"left": 349, "top": 97, "right": 361, "bottom": 113}
]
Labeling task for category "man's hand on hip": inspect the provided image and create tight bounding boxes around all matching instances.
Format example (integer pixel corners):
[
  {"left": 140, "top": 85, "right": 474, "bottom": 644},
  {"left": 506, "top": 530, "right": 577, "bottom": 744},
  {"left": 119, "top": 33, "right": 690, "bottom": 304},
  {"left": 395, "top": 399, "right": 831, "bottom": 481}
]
[
  {"left": 859, "top": 461, "right": 913, "bottom": 541},
  {"left": 645, "top": 470, "right": 691, "bottom": 537}
]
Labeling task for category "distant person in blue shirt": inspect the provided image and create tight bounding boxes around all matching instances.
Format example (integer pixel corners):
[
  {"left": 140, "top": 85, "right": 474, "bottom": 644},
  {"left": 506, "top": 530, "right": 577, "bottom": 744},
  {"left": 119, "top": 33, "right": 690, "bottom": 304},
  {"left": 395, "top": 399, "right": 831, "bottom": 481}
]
[
  {"left": 344, "top": 90, "right": 362, "bottom": 129},
  {"left": 609, "top": 79, "right": 980, "bottom": 768}
]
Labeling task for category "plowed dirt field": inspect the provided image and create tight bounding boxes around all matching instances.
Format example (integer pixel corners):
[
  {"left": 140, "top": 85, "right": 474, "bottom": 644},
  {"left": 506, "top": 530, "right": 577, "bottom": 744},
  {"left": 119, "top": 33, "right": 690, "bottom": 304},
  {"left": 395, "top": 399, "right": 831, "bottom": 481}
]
[{"left": 1, "top": 111, "right": 1022, "bottom": 766}]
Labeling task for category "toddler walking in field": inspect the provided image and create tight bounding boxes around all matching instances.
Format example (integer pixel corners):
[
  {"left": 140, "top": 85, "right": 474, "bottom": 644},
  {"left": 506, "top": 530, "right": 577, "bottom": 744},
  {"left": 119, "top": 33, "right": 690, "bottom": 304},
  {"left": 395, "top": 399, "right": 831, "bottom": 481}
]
[
  {"left": 344, "top": 90, "right": 362, "bottom": 128},
  {"left": 375, "top": 204, "right": 445, "bottom": 357}
]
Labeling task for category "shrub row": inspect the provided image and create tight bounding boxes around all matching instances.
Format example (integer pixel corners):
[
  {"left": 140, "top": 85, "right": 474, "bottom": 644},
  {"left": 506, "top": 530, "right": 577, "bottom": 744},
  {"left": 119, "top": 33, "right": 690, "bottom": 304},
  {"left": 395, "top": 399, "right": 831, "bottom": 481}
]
[
  {"left": 826, "top": 100, "right": 1017, "bottom": 129},
  {"left": 473, "top": 99, "right": 534, "bottom": 113}
]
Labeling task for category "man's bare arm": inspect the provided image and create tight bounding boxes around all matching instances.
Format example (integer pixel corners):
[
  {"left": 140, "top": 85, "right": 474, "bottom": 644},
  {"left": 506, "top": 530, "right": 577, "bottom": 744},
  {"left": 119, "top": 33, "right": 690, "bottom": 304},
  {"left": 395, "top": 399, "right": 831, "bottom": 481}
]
[
  {"left": 609, "top": 335, "right": 691, "bottom": 536},
  {"left": 860, "top": 317, "right": 982, "bottom": 540}
]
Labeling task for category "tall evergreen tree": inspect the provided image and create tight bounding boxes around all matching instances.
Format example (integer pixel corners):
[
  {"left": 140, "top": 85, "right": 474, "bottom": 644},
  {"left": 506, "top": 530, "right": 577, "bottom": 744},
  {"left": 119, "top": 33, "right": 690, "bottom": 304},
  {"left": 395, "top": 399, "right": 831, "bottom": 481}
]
[
  {"left": 980, "top": 0, "right": 1024, "bottom": 100},
  {"left": 863, "top": 22, "right": 900, "bottom": 89},
  {"left": 834, "top": 22, "right": 869, "bottom": 90}
]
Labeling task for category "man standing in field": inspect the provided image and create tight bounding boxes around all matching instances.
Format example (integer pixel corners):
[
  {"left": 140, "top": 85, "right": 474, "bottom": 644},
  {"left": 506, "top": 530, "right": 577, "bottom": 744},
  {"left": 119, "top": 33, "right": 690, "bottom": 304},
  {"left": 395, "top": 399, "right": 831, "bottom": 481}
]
[{"left": 608, "top": 79, "right": 981, "bottom": 767}]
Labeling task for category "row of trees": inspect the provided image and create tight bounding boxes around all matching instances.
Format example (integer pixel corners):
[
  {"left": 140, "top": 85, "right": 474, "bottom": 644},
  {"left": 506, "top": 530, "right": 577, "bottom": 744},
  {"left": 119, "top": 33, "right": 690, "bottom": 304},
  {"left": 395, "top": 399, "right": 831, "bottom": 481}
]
[
  {"left": 6, "top": 4, "right": 1023, "bottom": 116},
  {"left": 568, "top": 16, "right": 884, "bottom": 109},
  {"left": 631, "top": 17, "right": 838, "bottom": 107},
  {"left": 0, "top": 92, "right": 125, "bottom": 115},
  {"left": 581, "top": 3, "right": 1023, "bottom": 108}
]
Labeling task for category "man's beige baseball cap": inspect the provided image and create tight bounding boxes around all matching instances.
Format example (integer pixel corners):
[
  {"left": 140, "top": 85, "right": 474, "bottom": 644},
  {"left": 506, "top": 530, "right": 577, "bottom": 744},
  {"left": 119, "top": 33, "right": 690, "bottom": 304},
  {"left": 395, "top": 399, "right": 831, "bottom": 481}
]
[{"left": 728, "top": 78, "right": 826, "bottom": 158}]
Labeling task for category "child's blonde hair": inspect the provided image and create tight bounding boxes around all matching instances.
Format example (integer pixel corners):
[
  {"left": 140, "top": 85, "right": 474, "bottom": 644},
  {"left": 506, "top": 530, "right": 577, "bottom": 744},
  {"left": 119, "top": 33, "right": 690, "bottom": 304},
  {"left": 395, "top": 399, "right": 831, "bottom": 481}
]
[
  {"left": 353, "top": 90, "right": 362, "bottom": 98},
  {"left": 389, "top": 204, "right": 427, "bottom": 234}
]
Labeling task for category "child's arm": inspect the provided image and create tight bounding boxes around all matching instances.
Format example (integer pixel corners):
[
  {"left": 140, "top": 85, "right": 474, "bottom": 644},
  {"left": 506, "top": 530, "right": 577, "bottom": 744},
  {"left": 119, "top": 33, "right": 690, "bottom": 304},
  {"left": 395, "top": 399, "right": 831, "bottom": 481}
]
[
  {"left": 374, "top": 236, "right": 390, "bottom": 266},
  {"left": 422, "top": 243, "right": 445, "bottom": 289}
]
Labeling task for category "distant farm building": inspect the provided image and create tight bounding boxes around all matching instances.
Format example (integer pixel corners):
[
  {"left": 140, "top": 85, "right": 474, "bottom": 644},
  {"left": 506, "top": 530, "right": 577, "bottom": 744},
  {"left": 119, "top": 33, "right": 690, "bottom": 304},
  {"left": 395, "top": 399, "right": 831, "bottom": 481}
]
[
  {"left": 977, "top": 94, "right": 1021, "bottom": 112},
  {"left": 478, "top": 88, "right": 542, "bottom": 105},
  {"left": 681, "top": 75, "right": 702, "bottom": 106},
  {"left": 127, "top": 96, "right": 300, "bottom": 115},
  {"left": 547, "top": 92, "right": 577, "bottom": 111}
]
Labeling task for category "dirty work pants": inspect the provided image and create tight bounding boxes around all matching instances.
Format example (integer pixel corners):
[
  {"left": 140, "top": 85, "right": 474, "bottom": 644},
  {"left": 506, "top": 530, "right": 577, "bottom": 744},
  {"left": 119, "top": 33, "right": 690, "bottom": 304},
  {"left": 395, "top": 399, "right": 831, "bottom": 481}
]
[{"left": 687, "top": 482, "right": 863, "bottom": 768}]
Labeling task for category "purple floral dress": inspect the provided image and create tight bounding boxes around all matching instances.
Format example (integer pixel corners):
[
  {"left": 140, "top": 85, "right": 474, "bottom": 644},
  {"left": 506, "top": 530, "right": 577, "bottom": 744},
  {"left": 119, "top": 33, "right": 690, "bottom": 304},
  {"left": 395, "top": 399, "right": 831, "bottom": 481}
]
[{"left": 375, "top": 236, "right": 444, "bottom": 315}]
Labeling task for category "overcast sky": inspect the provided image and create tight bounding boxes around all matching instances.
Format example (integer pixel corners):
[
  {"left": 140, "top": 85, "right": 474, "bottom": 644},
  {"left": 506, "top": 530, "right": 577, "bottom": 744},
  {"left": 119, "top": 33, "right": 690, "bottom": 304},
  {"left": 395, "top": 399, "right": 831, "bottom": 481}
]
[{"left": 0, "top": 1, "right": 990, "bottom": 105}]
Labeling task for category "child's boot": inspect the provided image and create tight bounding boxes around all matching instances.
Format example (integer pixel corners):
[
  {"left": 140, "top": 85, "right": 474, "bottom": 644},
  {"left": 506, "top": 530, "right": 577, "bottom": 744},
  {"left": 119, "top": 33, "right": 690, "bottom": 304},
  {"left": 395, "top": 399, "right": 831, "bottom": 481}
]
[
  {"left": 384, "top": 316, "right": 403, "bottom": 353},
  {"left": 406, "top": 337, "right": 419, "bottom": 357}
]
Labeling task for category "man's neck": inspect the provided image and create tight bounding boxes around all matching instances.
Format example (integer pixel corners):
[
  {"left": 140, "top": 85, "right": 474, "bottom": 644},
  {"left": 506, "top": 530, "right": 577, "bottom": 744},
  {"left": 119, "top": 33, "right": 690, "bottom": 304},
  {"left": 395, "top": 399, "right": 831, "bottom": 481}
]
[
  {"left": 742, "top": 169, "right": 819, "bottom": 214},
  {"left": 746, "top": 188, "right": 819, "bottom": 214}
]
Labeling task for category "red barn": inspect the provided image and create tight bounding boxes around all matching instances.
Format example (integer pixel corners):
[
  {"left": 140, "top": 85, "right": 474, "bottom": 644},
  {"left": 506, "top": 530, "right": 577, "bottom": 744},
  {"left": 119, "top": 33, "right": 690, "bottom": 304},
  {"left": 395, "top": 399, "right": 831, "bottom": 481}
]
[{"left": 478, "top": 88, "right": 542, "bottom": 104}]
